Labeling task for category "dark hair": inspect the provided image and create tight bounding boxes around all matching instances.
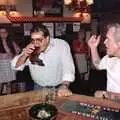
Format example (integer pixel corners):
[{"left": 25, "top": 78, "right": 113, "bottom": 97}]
[
  {"left": 31, "top": 24, "right": 50, "bottom": 38},
  {"left": 0, "top": 28, "right": 16, "bottom": 55}
]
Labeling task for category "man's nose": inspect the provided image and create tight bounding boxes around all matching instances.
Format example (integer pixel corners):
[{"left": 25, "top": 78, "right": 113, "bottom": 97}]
[
  {"left": 34, "top": 41, "right": 39, "bottom": 47},
  {"left": 34, "top": 40, "right": 37, "bottom": 44}
]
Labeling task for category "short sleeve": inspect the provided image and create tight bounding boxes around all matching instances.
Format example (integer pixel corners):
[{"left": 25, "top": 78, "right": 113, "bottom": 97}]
[{"left": 98, "top": 55, "right": 108, "bottom": 70}]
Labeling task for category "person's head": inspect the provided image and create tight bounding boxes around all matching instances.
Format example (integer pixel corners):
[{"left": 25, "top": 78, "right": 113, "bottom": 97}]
[
  {"left": 104, "top": 23, "right": 120, "bottom": 57},
  {"left": 0, "top": 28, "right": 8, "bottom": 40},
  {"left": 31, "top": 24, "right": 50, "bottom": 52},
  {"left": 78, "top": 29, "right": 85, "bottom": 41}
]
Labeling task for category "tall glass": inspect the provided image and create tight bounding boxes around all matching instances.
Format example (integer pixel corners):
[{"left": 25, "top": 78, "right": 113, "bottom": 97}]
[
  {"left": 41, "top": 86, "right": 56, "bottom": 104},
  {"left": 29, "top": 46, "right": 45, "bottom": 66},
  {"left": 29, "top": 46, "right": 39, "bottom": 64}
]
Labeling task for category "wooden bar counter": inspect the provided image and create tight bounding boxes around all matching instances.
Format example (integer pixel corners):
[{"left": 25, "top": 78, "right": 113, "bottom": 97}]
[{"left": 0, "top": 90, "right": 120, "bottom": 120}]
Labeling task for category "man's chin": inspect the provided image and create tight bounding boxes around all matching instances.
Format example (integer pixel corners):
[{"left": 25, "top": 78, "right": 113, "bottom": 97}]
[
  {"left": 108, "top": 53, "right": 116, "bottom": 58},
  {"left": 40, "top": 48, "right": 46, "bottom": 53},
  {"left": 107, "top": 52, "right": 113, "bottom": 57}
]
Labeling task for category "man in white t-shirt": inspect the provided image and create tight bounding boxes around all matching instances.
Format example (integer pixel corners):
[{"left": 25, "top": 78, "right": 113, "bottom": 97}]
[
  {"left": 11, "top": 24, "right": 75, "bottom": 97},
  {"left": 88, "top": 23, "right": 120, "bottom": 101}
]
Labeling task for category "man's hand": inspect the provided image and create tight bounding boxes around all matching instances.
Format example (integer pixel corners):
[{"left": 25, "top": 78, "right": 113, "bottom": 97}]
[
  {"left": 88, "top": 35, "right": 100, "bottom": 49},
  {"left": 57, "top": 85, "right": 72, "bottom": 97},
  {"left": 94, "top": 90, "right": 108, "bottom": 99},
  {"left": 23, "top": 43, "right": 36, "bottom": 57}
]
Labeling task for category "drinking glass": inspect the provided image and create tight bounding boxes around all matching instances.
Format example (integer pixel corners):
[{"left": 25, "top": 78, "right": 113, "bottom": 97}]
[
  {"left": 29, "top": 46, "right": 39, "bottom": 64},
  {"left": 29, "top": 46, "right": 45, "bottom": 66},
  {"left": 41, "top": 86, "right": 56, "bottom": 104}
]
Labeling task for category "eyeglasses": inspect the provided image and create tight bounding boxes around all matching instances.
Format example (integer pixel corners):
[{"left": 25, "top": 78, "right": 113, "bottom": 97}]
[{"left": 31, "top": 38, "right": 44, "bottom": 43}]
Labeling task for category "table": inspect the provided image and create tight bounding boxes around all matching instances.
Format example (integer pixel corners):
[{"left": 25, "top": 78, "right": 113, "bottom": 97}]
[{"left": 0, "top": 90, "right": 119, "bottom": 120}]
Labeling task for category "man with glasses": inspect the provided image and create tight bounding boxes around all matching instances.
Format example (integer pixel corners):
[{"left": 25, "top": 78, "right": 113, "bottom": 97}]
[{"left": 11, "top": 24, "right": 75, "bottom": 97}]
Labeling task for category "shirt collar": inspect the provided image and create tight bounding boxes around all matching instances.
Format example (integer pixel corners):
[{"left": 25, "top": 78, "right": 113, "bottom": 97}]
[{"left": 44, "top": 38, "right": 55, "bottom": 53}]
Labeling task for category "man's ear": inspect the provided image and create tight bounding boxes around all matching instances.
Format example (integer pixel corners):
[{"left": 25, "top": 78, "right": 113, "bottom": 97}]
[{"left": 46, "top": 36, "right": 50, "bottom": 42}]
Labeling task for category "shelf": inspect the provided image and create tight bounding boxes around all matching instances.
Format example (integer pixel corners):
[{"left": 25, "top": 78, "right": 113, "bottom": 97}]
[{"left": 7, "top": 16, "right": 82, "bottom": 23}]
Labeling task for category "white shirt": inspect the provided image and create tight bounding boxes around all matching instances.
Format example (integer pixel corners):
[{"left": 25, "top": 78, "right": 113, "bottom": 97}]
[
  {"left": 99, "top": 55, "right": 120, "bottom": 93},
  {"left": 11, "top": 38, "right": 75, "bottom": 86}
]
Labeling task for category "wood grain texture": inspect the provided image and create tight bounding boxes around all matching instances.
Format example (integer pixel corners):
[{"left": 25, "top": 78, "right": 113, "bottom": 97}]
[{"left": 0, "top": 90, "right": 119, "bottom": 120}]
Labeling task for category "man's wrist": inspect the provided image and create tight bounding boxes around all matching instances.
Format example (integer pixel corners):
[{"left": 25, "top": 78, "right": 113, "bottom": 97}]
[
  {"left": 90, "top": 47, "right": 97, "bottom": 51},
  {"left": 59, "top": 85, "right": 68, "bottom": 90},
  {"left": 20, "top": 54, "right": 29, "bottom": 61}
]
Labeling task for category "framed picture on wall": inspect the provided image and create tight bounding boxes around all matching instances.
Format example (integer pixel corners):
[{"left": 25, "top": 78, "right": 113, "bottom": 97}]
[
  {"left": 32, "top": 0, "right": 63, "bottom": 16},
  {"left": 73, "top": 22, "right": 81, "bottom": 32},
  {"left": 23, "top": 23, "right": 33, "bottom": 36},
  {"left": 55, "top": 22, "right": 66, "bottom": 37}
]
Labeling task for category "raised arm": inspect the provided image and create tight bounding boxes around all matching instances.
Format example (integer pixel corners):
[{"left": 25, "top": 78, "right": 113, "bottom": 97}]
[
  {"left": 88, "top": 35, "right": 101, "bottom": 69},
  {"left": 15, "top": 43, "right": 35, "bottom": 68}
]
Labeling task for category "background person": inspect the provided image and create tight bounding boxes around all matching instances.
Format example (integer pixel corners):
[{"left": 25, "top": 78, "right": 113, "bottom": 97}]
[
  {"left": 0, "top": 27, "right": 21, "bottom": 95},
  {"left": 72, "top": 29, "right": 88, "bottom": 80},
  {"left": 11, "top": 24, "right": 75, "bottom": 97},
  {"left": 88, "top": 23, "right": 120, "bottom": 101}
]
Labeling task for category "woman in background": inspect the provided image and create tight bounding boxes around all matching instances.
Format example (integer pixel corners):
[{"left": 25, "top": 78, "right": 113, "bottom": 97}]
[
  {"left": 72, "top": 29, "right": 88, "bottom": 80},
  {"left": 0, "top": 27, "right": 20, "bottom": 95}
]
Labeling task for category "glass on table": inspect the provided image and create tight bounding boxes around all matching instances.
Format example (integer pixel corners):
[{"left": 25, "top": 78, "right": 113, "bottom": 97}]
[{"left": 41, "top": 86, "right": 56, "bottom": 104}]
